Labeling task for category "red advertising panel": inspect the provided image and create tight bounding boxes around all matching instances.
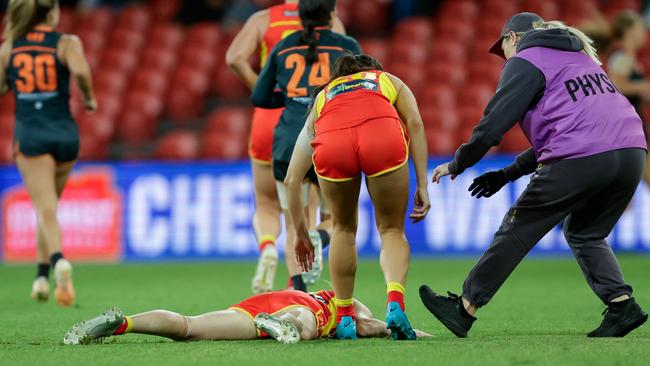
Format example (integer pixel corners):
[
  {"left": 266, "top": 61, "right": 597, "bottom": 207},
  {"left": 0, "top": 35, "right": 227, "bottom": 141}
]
[{"left": 2, "top": 169, "right": 122, "bottom": 262}]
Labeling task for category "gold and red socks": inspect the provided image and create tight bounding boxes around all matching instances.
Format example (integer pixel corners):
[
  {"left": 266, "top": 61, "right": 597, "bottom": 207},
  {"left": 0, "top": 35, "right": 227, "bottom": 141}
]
[
  {"left": 258, "top": 235, "right": 276, "bottom": 252},
  {"left": 387, "top": 282, "right": 406, "bottom": 311},
  {"left": 334, "top": 297, "right": 355, "bottom": 323},
  {"left": 113, "top": 316, "right": 133, "bottom": 335}
]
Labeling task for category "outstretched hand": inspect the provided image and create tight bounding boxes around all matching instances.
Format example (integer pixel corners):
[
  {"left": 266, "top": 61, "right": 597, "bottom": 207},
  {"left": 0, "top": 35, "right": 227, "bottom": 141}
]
[
  {"left": 432, "top": 162, "right": 457, "bottom": 184},
  {"left": 294, "top": 229, "right": 314, "bottom": 272},
  {"left": 468, "top": 170, "right": 508, "bottom": 198},
  {"left": 409, "top": 186, "right": 430, "bottom": 223}
]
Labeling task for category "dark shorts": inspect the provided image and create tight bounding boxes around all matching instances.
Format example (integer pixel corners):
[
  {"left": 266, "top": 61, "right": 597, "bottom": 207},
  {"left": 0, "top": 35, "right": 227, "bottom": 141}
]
[
  {"left": 273, "top": 159, "right": 318, "bottom": 184},
  {"left": 15, "top": 135, "right": 79, "bottom": 162}
]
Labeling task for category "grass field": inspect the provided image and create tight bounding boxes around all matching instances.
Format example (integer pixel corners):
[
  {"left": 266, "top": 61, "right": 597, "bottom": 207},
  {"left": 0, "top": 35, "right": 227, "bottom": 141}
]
[{"left": 1, "top": 256, "right": 649, "bottom": 365}]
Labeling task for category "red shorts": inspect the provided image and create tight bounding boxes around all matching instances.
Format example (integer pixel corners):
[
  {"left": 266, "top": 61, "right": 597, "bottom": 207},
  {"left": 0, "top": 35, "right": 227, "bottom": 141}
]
[
  {"left": 249, "top": 107, "right": 283, "bottom": 164},
  {"left": 229, "top": 290, "right": 334, "bottom": 338},
  {"left": 312, "top": 117, "right": 409, "bottom": 181}
]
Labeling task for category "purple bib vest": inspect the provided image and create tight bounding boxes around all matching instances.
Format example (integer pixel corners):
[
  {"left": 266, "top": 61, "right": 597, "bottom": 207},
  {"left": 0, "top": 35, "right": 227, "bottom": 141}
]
[{"left": 514, "top": 47, "right": 646, "bottom": 163}]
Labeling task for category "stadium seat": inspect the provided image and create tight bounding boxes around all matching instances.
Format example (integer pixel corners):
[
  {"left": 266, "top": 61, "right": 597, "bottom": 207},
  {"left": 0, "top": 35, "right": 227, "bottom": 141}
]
[
  {"left": 390, "top": 41, "right": 430, "bottom": 65},
  {"left": 110, "top": 28, "right": 146, "bottom": 53},
  {"left": 132, "top": 70, "right": 169, "bottom": 97},
  {"left": 420, "top": 105, "right": 460, "bottom": 131},
  {"left": 95, "top": 69, "right": 129, "bottom": 95},
  {"left": 78, "top": 113, "right": 115, "bottom": 143},
  {"left": 155, "top": 131, "right": 200, "bottom": 160},
  {"left": 77, "top": 30, "right": 107, "bottom": 56},
  {"left": 439, "top": 0, "right": 479, "bottom": 21},
  {"left": 149, "top": 0, "right": 181, "bottom": 22},
  {"left": 141, "top": 47, "right": 178, "bottom": 72},
  {"left": 95, "top": 92, "right": 122, "bottom": 120},
  {"left": 199, "top": 131, "right": 248, "bottom": 160},
  {"left": 349, "top": 0, "right": 390, "bottom": 35},
  {"left": 393, "top": 17, "right": 434, "bottom": 43},
  {"left": 335, "top": 0, "right": 353, "bottom": 26},
  {"left": 468, "top": 62, "right": 501, "bottom": 87},
  {"left": 481, "top": 0, "right": 519, "bottom": 19},
  {"left": 211, "top": 62, "right": 249, "bottom": 100},
  {"left": 205, "top": 107, "right": 252, "bottom": 137},
  {"left": 185, "top": 23, "right": 221, "bottom": 49},
  {"left": 359, "top": 38, "right": 390, "bottom": 66},
  {"left": 57, "top": 7, "right": 76, "bottom": 33},
  {"left": 0, "top": 134, "right": 13, "bottom": 163},
  {"left": 115, "top": 5, "right": 151, "bottom": 32},
  {"left": 460, "top": 106, "right": 486, "bottom": 129},
  {"left": 432, "top": 41, "right": 467, "bottom": 64},
  {"left": 75, "top": 6, "right": 113, "bottom": 33},
  {"left": 436, "top": 18, "right": 475, "bottom": 44},
  {"left": 124, "top": 90, "right": 164, "bottom": 122},
  {"left": 148, "top": 23, "right": 185, "bottom": 51},
  {"left": 500, "top": 125, "right": 531, "bottom": 153},
  {"left": 458, "top": 84, "right": 495, "bottom": 111},
  {"left": 388, "top": 62, "right": 426, "bottom": 97},
  {"left": 426, "top": 61, "right": 466, "bottom": 88},
  {"left": 520, "top": 0, "right": 560, "bottom": 19},
  {"left": 0, "top": 110, "right": 15, "bottom": 137},
  {"left": 165, "top": 89, "right": 204, "bottom": 124},
  {"left": 173, "top": 66, "right": 211, "bottom": 96},
  {"left": 180, "top": 45, "right": 217, "bottom": 73},
  {"left": 117, "top": 110, "right": 156, "bottom": 144},
  {"left": 78, "top": 133, "right": 109, "bottom": 160},
  {"left": 418, "top": 85, "right": 456, "bottom": 110},
  {"left": 102, "top": 48, "right": 139, "bottom": 74},
  {"left": 426, "top": 128, "right": 458, "bottom": 156}
]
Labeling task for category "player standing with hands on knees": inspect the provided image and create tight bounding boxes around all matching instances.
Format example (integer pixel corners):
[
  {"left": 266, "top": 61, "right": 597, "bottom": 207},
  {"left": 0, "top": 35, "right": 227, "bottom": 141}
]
[
  {"left": 251, "top": 0, "right": 360, "bottom": 294},
  {"left": 421, "top": 13, "right": 648, "bottom": 338},
  {"left": 0, "top": 0, "right": 97, "bottom": 306},
  {"left": 286, "top": 54, "right": 430, "bottom": 340}
]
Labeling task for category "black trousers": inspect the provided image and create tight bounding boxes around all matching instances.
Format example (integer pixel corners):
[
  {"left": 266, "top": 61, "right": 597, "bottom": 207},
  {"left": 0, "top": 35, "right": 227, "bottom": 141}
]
[{"left": 463, "top": 148, "right": 646, "bottom": 307}]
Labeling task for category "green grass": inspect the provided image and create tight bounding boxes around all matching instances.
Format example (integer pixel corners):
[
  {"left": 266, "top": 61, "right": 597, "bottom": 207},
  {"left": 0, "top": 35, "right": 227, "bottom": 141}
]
[{"left": 1, "top": 256, "right": 649, "bottom": 365}]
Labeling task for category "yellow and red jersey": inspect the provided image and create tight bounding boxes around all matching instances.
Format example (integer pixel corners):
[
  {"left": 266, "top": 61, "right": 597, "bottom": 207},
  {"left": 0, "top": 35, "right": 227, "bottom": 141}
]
[
  {"left": 314, "top": 70, "right": 400, "bottom": 134},
  {"left": 230, "top": 290, "right": 337, "bottom": 338},
  {"left": 260, "top": 3, "right": 301, "bottom": 67}
]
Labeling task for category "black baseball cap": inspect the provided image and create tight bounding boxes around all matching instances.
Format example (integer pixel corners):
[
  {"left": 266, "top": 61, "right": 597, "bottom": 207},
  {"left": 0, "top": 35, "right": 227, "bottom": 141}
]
[{"left": 488, "top": 12, "right": 543, "bottom": 58}]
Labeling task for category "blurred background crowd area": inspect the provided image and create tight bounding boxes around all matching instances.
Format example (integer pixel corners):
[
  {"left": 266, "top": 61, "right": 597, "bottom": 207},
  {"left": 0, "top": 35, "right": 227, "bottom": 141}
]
[{"left": 1, "top": 0, "right": 649, "bottom": 162}]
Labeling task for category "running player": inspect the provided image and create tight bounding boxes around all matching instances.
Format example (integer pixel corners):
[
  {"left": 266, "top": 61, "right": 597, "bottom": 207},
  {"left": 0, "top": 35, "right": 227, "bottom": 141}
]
[
  {"left": 0, "top": 0, "right": 97, "bottom": 306},
  {"left": 251, "top": 0, "right": 361, "bottom": 294},
  {"left": 63, "top": 289, "right": 430, "bottom": 345},
  {"left": 286, "top": 55, "right": 430, "bottom": 340},
  {"left": 226, "top": 0, "right": 344, "bottom": 294}
]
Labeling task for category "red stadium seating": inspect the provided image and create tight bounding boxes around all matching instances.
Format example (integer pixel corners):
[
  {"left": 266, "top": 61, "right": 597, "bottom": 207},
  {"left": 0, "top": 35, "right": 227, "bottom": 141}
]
[
  {"left": 458, "top": 84, "right": 495, "bottom": 111},
  {"left": 199, "top": 131, "right": 248, "bottom": 160},
  {"left": 439, "top": 0, "right": 480, "bottom": 21},
  {"left": 0, "top": 134, "right": 13, "bottom": 163},
  {"left": 116, "top": 5, "right": 151, "bottom": 32},
  {"left": 132, "top": 69, "right": 169, "bottom": 97},
  {"left": 211, "top": 62, "right": 250, "bottom": 100},
  {"left": 393, "top": 17, "right": 434, "bottom": 43},
  {"left": 427, "top": 62, "right": 467, "bottom": 88},
  {"left": 109, "top": 28, "right": 146, "bottom": 53},
  {"left": 95, "top": 92, "right": 123, "bottom": 120},
  {"left": 75, "top": 7, "right": 113, "bottom": 33},
  {"left": 78, "top": 113, "right": 115, "bottom": 143},
  {"left": 165, "top": 89, "right": 204, "bottom": 124},
  {"left": 155, "top": 131, "right": 200, "bottom": 160},
  {"left": 520, "top": 0, "right": 560, "bottom": 20},
  {"left": 390, "top": 41, "right": 430, "bottom": 65},
  {"left": 117, "top": 110, "right": 156, "bottom": 144},
  {"left": 418, "top": 85, "right": 456, "bottom": 110},
  {"left": 149, "top": 0, "right": 181, "bottom": 22},
  {"left": 185, "top": 23, "right": 221, "bottom": 49},
  {"left": 500, "top": 125, "right": 531, "bottom": 153},
  {"left": 432, "top": 41, "right": 467, "bottom": 64},
  {"left": 148, "top": 23, "right": 185, "bottom": 51},
  {"left": 141, "top": 47, "right": 178, "bottom": 72},
  {"left": 205, "top": 107, "right": 252, "bottom": 137},
  {"left": 427, "top": 128, "right": 458, "bottom": 155},
  {"left": 96, "top": 69, "right": 129, "bottom": 95},
  {"left": 349, "top": 0, "right": 390, "bottom": 35},
  {"left": 359, "top": 38, "right": 391, "bottom": 66}
]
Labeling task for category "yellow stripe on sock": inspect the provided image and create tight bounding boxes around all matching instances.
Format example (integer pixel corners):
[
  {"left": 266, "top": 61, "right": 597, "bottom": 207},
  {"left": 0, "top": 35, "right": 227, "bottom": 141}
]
[
  {"left": 259, "top": 234, "right": 276, "bottom": 245},
  {"left": 334, "top": 297, "right": 354, "bottom": 307},
  {"left": 387, "top": 282, "right": 405, "bottom": 294},
  {"left": 124, "top": 316, "right": 133, "bottom": 334}
]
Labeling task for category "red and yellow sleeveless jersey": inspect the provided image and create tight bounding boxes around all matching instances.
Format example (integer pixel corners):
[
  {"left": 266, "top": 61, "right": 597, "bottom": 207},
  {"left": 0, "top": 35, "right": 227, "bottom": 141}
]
[
  {"left": 260, "top": 3, "right": 301, "bottom": 67},
  {"left": 314, "top": 70, "right": 400, "bottom": 134}
]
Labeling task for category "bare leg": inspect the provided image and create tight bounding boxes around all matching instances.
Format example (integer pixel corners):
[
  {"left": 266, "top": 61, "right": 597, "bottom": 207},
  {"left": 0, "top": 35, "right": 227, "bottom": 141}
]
[
  {"left": 251, "top": 162, "right": 282, "bottom": 242},
  {"left": 366, "top": 165, "right": 410, "bottom": 286},
  {"left": 319, "top": 176, "right": 362, "bottom": 301},
  {"left": 15, "top": 154, "right": 62, "bottom": 255},
  {"left": 130, "top": 309, "right": 257, "bottom": 341}
]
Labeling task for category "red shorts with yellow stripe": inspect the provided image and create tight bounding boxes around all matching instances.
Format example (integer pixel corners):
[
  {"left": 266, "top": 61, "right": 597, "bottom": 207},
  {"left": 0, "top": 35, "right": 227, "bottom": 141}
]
[
  {"left": 249, "top": 107, "right": 283, "bottom": 164},
  {"left": 229, "top": 290, "right": 334, "bottom": 338},
  {"left": 312, "top": 117, "right": 409, "bottom": 181}
]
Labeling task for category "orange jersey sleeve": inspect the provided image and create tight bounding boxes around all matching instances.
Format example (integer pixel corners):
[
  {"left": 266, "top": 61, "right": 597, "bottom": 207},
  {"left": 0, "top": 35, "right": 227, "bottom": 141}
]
[{"left": 260, "top": 3, "right": 302, "bottom": 67}]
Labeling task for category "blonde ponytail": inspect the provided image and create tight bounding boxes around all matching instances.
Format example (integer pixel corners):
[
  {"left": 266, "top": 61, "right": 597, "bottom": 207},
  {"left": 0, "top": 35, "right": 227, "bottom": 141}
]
[
  {"left": 3, "top": 0, "right": 57, "bottom": 41},
  {"left": 532, "top": 20, "right": 602, "bottom": 65}
]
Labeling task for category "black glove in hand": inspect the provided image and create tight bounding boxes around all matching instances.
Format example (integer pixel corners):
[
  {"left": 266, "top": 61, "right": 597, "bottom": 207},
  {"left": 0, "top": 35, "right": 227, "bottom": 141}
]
[{"left": 468, "top": 170, "right": 508, "bottom": 198}]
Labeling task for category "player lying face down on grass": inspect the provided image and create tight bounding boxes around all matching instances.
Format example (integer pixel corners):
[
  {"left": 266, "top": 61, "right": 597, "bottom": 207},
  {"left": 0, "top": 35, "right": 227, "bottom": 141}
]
[
  {"left": 421, "top": 12, "right": 648, "bottom": 338},
  {"left": 284, "top": 54, "right": 430, "bottom": 340},
  {"left": 63, "top": 289, "right": 430, "bottom": 345}
]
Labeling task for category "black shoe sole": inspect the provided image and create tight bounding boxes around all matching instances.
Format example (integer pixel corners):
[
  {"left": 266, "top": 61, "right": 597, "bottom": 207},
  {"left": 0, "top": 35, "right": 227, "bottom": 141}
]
[
  {"left": 419, "top": 285, "right": 468, "bottom": 338},
  {"left": 588, "top": 312, "right": 648, "bottom": 338}
]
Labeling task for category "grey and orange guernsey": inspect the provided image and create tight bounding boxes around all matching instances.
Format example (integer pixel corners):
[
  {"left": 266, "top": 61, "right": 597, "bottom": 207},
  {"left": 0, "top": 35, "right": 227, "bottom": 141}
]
[{"left": 6, "top": 25, "right": 79, "bottom": 162}]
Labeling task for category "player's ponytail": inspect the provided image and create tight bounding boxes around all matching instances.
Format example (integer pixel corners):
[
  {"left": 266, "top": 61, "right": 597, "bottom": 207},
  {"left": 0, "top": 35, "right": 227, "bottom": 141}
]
[
  {"left": 299, "top": 0, "right": 336, "bottom": 64},
  {"left": 3, "top": 0, "right": 58, "bottom": 41}
]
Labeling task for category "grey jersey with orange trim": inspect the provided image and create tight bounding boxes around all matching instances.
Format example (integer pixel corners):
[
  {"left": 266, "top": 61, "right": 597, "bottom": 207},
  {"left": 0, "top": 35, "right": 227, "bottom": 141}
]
[{"left": 251, "top": 29, "right": 361, "bottom": 163}]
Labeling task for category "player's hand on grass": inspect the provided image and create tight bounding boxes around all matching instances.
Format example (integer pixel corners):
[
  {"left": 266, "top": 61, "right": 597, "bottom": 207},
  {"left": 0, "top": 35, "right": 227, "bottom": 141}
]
[
  {"left": 294, "top": 228, "right": 314, "bottom": 272},
  {"left": 468, "top": 170, "right": 508, "bottom": 198},
  {"left": 432, "top": 162, "right": 456, "bottom": 184},
  {"left": 410, "top": 186, "right": 430, "bottom": 223}
]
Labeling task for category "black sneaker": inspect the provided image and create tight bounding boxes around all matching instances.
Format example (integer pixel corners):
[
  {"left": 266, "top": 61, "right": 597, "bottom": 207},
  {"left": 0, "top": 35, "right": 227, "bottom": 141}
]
[
  {"left": 588, "top": 297, "right": 648, "bottom": 337},
  {"left": 419, "top": 285, "right": 476, "bottom": 338}
]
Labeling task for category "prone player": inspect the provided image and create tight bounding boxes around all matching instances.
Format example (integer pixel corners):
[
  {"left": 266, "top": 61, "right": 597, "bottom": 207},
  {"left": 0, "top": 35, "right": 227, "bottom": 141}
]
[{"left": 64, "top": 289, "right": 430, "bottom": 345}]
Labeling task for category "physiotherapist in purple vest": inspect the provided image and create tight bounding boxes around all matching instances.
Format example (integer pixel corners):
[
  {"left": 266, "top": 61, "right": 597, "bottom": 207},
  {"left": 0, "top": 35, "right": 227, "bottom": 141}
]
[{"left": 420, "top": 13, "right": 648, "bottom": 338}]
